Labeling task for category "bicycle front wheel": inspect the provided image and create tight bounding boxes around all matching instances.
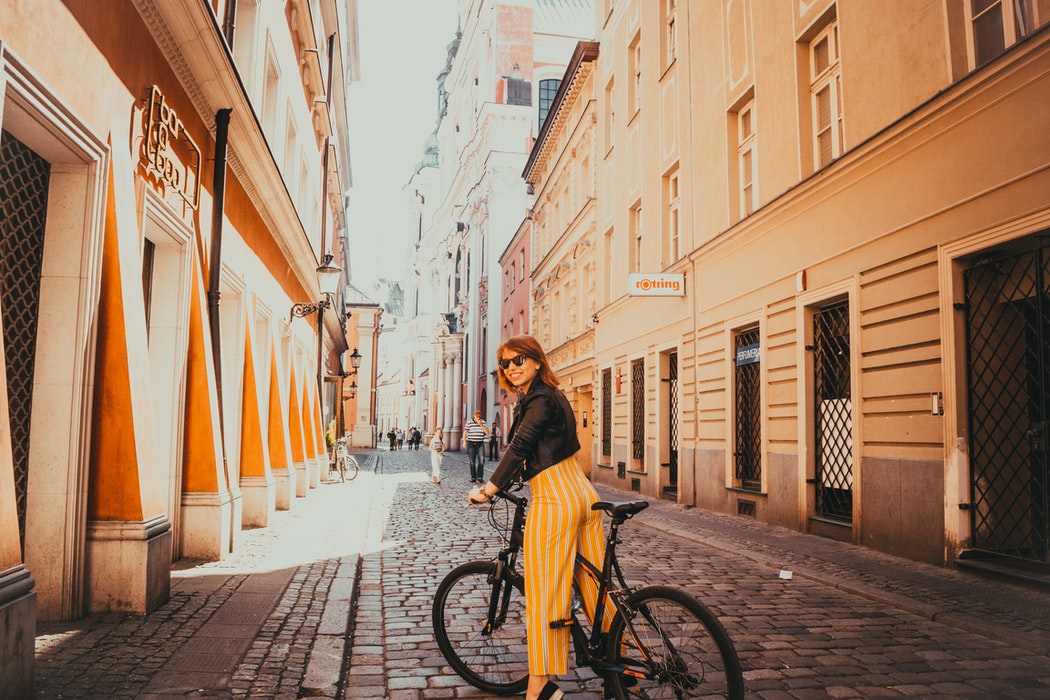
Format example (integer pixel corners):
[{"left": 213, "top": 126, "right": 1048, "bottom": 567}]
[
  {"left": 343, "top": 453, "right": 360, "bottom": 481},
  {"left": 605, "top": 585, "right": 744, "bottom": 700},
  {"left": 432, "top": 560, "right": 529, "bottom": 695}
]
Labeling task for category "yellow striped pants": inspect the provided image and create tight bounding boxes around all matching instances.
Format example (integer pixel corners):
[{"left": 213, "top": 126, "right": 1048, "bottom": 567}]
[{"left": 523, "top": 456, "right": 606, "bottom": 676}]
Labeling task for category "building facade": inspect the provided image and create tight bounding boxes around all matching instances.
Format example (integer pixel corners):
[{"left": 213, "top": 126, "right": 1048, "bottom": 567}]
[
  {"left": 404, "top": 0, "right": 595, "bottom": 451},
  {"left": 581, "top": 0, "right": 1050, "bottom": 572},
  {"left": 0, "top": 0, "right": 359, "bottom": 692}
]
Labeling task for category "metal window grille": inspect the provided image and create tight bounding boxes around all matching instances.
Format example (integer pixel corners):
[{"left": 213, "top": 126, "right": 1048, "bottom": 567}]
[
  {"left": 814, "top": 300, "right": 853, "bottom": 521},
  {"left": 965, "top": 242, "right": 1050, "bottom": 563},
  {"left": 602, "top": 367, "right": 612, "bottom": 457},
  {"left": 733, "top": 327, "right": 761, "bottom": 488},
  {"left": 631, "top": 359, "right": 644, "bottom": 460},
  {"left": 0, "top": 131, "right": 50, "bottom": 556},
  {"left": 668, "top": 352, "right": 679, "bottom": 486}
]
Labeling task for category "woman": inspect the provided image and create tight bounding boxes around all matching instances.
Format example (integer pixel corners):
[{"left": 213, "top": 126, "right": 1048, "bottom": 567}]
[
  {"left": 468, "top": 335, "right": 603, "bottom": 700},
  {"left": 429, "top": 428, "right": 445, "bottom": 484}
]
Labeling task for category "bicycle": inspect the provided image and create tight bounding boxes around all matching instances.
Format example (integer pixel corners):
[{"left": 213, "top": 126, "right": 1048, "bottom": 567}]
[
  {"left": 432, "top": 487, "right": 745, "bottom": 699},
  {"left": 329, "top": 436, "right": 360, "bottom": 482}
]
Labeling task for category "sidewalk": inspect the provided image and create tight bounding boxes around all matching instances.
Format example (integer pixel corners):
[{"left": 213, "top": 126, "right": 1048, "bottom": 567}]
[
  {"left": 32, "top": 447, "right": 1050, "bottom": 699},
  {"left": 34, "top": 453, "right": 384, "bottom": 699}
]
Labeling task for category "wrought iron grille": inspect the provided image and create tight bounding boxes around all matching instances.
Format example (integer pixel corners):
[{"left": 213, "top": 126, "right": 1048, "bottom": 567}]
[
  {"left": 814, "top": 300, "right": 853, "bottom": 521},
  {"left": 0, "top": 131, "right": 50, "bottom": 556},
  {"left": 631, "top": 359, "right": 644, "bottom": 460},
  {"left": 733, "top": 327, "right": 761, "bottom": 488},
  {"left": 668, "top": 352, "right": 679, "bottom": 486},
  {"left": 965, "top": 243, "right": 1050, "bottom": 563},
  {"left": 601, "top": 367, "right": 612, "bottom": 457}
]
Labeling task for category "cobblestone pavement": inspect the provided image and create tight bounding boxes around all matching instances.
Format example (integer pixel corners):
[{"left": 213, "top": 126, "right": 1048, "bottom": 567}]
[
  {"left": 30, "top": 447, "right": 1050, "bottom": 699},
  {"left": 349, "top": 448, "right": 1050, "bottom": 700},
  {"left": 34, "top": 455, "right": 381, "bottom": 700}
]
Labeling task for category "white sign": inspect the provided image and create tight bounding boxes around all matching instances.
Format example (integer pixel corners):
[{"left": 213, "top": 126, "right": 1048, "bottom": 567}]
[{"left": 627, "top": 273, "right": 685, "bottom": 296}]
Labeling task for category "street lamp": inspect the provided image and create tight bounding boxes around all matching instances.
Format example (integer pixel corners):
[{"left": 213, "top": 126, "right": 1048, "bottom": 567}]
[
  {"left": 290, "top": 254, "right": 342, "bottom": 320},
  {"left": 349, "top": 346, "right": 362, "bottom": 375},
  {"left": 348, "top": 381, "right": 358, "bottom": 399},
  {"left": 290, "top": 252, "right": 343, "bottom": 409}
]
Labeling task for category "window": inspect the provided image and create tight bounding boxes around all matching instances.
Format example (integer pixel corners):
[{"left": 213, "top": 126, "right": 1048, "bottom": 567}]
[
  {"left": 809, "top": 22, "right": 843, "bottom": 168},
  {"left": 630, "top": 35, "right": 642, "bottom": 114},
  {"left": 602, "top": 368, "right": 613, "bottom": 457},
  {"left": 604, "top": 78, "right": 616, "bottom": 152},
  {"left": 630, "top": 204, "right": 642, "bottom": 274},
  {"left": 631, "top": 359, "right": 645, "bottom": 460},
  {"left": 738, "top": 101, "right": 756, "bottom": 216},
  {"left": 971, "top": 0, "right": 1035, "bottom": 68},
  {"left": 663, "top": 0, "right": 677, "bottom": 67},
  {"left": 604, "top": 228, "right": 615, "bottom": 301},
  {"left": 518, "top": 249, "right": 525, "bottom": 281},
  {"left": 733, "top": 326, "right": 762, "bottom": 490},
  {"left": 261, "top": 43, "right": 280, "bottom": 137},
  {"left": 538, "top": 78, "right": 561, "bottom": 129},
  {"left": 663, "top": 168, "right": 680, "bottom": 265}
]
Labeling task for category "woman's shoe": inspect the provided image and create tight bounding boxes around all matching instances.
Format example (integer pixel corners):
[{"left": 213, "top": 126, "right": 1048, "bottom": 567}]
[{"left": 537, "top": 681, "right": 564, "bottom": 700}]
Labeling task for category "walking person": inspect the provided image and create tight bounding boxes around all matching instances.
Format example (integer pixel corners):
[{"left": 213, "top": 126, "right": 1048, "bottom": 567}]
[
  {"left": 468, "top": 335, "right": 603, "bottom": 700},
  {"left": 488, "top": 422, "right": 500, "bottom": 461},
  {"left": 429, "top": 429, "right": 445, "bottom": 484},
  {"left": 464, "top": 409, "right": 490, "bottom": 483}
]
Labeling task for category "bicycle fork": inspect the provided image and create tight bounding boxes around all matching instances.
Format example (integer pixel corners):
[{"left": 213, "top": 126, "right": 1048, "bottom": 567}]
[{"left": 483, "top": 554, "right": 516, "bottom": 636}]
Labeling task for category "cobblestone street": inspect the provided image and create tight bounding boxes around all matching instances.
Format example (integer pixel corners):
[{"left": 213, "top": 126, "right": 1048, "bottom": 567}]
[
  {"left": 349, "top": 448, "right": 1050, "bottom": 699},
  {"left": 31, "top": 446, "right": 1050, "bottom": 699}
]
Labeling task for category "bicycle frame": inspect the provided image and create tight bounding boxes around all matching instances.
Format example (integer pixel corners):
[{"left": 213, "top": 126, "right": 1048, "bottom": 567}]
[{"left": 493, "top": 490, "right": 647, "bottom": 675}]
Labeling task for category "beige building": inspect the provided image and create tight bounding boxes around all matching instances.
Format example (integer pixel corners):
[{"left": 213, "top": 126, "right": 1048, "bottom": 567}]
[
  {"left": 524, "top": 41, "right": 601, "bottom": 474},
  {"left": 0, "top": 1, "right": 359, "bottom": 692},
  {"left": 520, "top": 0, "right": 1050, "bottom": 573}
]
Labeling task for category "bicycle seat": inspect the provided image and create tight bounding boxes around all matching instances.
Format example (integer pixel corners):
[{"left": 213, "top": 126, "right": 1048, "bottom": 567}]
[{"left": 592, "top": 500, "right": 649, "bottom": 519}]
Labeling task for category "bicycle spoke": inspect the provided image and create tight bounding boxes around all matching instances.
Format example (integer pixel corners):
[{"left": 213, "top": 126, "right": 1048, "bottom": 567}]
[
  {"left": 606, "top": 586, "right": 743, "bottom": 699},
  {"left": 433, "top": 561, "right": 529, "bottom": 695}
]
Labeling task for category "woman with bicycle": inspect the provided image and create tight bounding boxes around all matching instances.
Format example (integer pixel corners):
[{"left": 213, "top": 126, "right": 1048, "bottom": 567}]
[{"left": 468, "top": 335, "right": 603, "bottom": 700}]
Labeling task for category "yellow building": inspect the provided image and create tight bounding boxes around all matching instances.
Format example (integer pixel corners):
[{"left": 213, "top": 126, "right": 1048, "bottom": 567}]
[
  {"left": 0, "top": 1, "right": 358, "bottom": 692},
  {"left": 579, "top": 0, "right": 1050, "bottom": 572},
  {"left": 524, "top": 41, "right": 601, "bottom": 473}
]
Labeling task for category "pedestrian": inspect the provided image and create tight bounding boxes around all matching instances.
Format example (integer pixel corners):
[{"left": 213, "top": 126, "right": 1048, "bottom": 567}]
[
  {"left": 429, "top": 428, "right": 445, "bottom": 484},
  {"left": 413, "top": 427, "right": 422, "bottom": 450},
  {"left": 387, "top": 429, "right": 396, "bottom": 451},
  {"left": 397, "top": 428, "right": 405, "bottom": 450},
  {"left": 488, "top": 421, "right": 500, "bottom": 461},
  {"left": 468, "top": 334, "right": 603, "bottom": 700},
  {"left": 464, "top": 409, "right": 490, "bottom": 483}
]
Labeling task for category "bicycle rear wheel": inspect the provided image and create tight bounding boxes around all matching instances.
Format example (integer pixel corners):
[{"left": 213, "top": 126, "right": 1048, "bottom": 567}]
[
  {"left": 342, "top": 453, "right": 360, "bottom": 481},
  {"left": 432, "top": 560, "right": 529, "bottom": 695},
  {"left": 604, "top": 585, "right": 744, "bottom": 700}
]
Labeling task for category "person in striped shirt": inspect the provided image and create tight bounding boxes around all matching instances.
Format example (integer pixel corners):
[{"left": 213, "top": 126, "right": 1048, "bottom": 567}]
[{"left": 464, "top": 409, "right": 490, "bottom": 483}]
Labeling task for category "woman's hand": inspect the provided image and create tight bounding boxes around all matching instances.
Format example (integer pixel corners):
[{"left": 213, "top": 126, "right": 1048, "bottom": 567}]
[{"left": 468, "top": 483, "right": 492, "bottom": 504}]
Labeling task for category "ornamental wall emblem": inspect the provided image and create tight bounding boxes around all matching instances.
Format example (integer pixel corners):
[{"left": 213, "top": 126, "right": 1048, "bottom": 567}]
[{"left": 139, "top": 85, "right": 202, "bottom": 213}]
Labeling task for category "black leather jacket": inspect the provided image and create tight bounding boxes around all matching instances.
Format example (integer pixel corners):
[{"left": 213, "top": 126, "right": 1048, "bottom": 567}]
[{"left": 489, "top": 378, "right": 580, "bottom": 490}]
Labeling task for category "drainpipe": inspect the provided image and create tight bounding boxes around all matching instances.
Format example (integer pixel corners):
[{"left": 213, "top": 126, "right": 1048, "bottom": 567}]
[
  {"left": 222, "top": 0, "right": 238, "bottom": 47},
  {"left": 208, "top": 109, "right": 232, "bottom": 448}
]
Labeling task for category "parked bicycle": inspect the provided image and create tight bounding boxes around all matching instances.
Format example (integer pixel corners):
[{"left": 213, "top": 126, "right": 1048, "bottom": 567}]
[
  {"left": 329, "top": 436, "right": 359, "bottom": 482},
  {"left": 432, "top": 487, "right": 744, "bottom": 699}
]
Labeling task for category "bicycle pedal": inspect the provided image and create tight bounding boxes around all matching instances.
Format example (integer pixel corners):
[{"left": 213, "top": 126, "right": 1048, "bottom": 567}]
[{"left": 549, "top": 618, "right": 574, "bottom": 629}]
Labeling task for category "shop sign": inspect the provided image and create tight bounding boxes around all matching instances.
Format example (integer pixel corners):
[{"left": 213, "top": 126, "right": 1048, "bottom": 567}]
[
  {"left": 627, "top": 273, "right": 685, "bottom": 296},
  {"left": 140, "top": 85, "right": 201, "bottom": 211},
  {"left": 735, "top": 343, "right": 760, "bottom": 365}
]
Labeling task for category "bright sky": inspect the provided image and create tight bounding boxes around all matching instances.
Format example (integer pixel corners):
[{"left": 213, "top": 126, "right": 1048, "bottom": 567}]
[{"left": 346, "top": 0, "right": 459, "bottom": 288}]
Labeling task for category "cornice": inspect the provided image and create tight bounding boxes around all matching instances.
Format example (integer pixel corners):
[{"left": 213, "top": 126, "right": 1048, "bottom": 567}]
[{"left": 132, "top": 0, "right": 320, "bottom": 298}]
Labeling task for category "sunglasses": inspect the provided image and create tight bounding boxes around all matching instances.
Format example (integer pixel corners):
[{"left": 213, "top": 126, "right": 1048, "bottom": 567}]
[{"left": 498, "top": 354, "right": 529, "bottom": 370}]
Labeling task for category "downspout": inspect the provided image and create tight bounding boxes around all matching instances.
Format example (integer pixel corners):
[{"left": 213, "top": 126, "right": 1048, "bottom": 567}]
[
  {"left": 316, "top": 33, "right": 337, "bottom": 406},
  {"left": 209, "top": 109, "right": 232, "bottom": 449},
  {"left": 222, "top": 0, "right": 238, "bottom": 47}
]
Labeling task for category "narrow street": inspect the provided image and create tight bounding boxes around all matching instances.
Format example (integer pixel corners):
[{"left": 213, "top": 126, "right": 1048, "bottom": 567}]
[
  {"left": 350, "top": 448, "right": 1050, "bottom": 699},
  {"left": 33, "top": 447, "right": 1050, "bottom": 699}
]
